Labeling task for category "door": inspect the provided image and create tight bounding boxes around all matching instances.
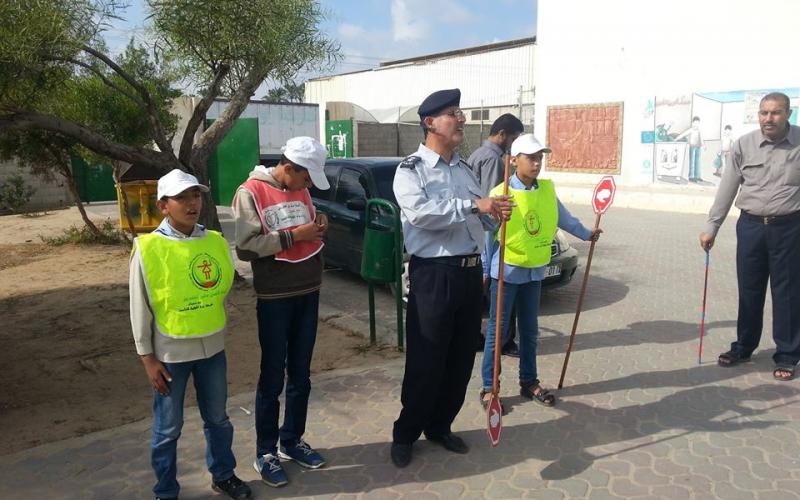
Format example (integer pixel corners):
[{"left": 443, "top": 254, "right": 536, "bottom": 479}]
[{"left": 327, "top": 167, "right": 368, "bottom": 273}]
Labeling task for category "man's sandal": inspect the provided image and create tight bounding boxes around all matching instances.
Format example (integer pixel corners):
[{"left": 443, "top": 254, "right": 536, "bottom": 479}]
[
  {"left": 520, "top": 380, "right": 556, "bottom": 407},
  {"left": 717, "top": 350, "right": 751, "bottom": 367},
  {"left": 773, "top": 364, "right": 796, "bottom": 381}
]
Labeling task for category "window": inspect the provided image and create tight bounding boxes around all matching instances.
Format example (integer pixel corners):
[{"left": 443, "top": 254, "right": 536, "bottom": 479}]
[
  {"left": 335, "top": 168, "right": 367, "bottom": 205},
  {"left": 309, "top": 164, "right": 340, "bottom": 200},
  {"left": 471, "top": 109, "right": 490, "bottom": 121}
]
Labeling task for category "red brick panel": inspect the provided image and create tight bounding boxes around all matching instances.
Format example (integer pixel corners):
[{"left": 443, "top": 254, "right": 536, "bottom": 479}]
[{"left": 546, "top": 103, "right": 623, "bottom": 174}]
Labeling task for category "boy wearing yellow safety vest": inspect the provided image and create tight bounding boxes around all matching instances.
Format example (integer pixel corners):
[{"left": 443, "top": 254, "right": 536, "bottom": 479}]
[
  {"left": 129, "top": 169, "right": 251, "bottom": 500},
  {"left": 480, "top": 134, "right": 602, "bottom": 409},
  {"left": 232, "top": 137, "right": 329, "bottom": 488}
]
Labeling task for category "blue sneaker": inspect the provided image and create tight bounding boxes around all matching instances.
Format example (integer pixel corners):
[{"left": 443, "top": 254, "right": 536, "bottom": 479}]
[
  {"left": 253, "top": 453, "right": 288, "bottom": 487},
  {"left": 278, "top": 440, "right": 326, "bottom": 469}
]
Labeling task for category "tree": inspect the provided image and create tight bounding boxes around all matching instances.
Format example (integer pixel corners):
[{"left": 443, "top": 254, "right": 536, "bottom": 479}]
[
  {"left": 0, "top": 0, "right": 339, "bottom": 228},
  {"left": 263, "top": 81, "right": 305, "bottom": 103},
  {"left": 0, "top": 37, "right": 179, "bottom": 235}
]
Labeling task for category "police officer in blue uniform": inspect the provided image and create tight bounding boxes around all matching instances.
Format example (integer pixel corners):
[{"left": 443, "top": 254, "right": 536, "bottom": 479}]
[{"left": 390, "top": 89, "right": 513, "bottom": 467}]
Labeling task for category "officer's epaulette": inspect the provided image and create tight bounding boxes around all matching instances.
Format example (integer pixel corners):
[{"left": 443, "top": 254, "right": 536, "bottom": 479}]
[{"left": 400, "top": 155, "right": 421, "bottom": 169}]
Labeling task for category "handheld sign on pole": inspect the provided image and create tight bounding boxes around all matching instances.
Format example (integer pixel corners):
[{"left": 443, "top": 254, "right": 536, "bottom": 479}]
[
  {"left": 591, "top": 176, "right": 616, "bottom": 215},
  {"left": 487, "top": 396, "right": 502, "bottom": 446},
  {"left": 487, "top": 155, "right": 512, "bottom": 447},
  {"left": 558, "top": 176, "right": 616, "bottom": 389}
]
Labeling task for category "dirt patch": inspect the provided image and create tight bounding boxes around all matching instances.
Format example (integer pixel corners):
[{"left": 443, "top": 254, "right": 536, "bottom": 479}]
[{"left": 0, "top": 209, "right": 400, "bottom": 455}]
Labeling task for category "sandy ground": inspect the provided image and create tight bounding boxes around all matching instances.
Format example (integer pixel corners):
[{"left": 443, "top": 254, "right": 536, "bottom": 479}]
[{"left": 0, "top": 208, "right": 399, "bottom": 455}]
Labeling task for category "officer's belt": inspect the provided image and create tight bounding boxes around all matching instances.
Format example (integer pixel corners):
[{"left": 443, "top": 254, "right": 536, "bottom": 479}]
[{"left": 415, "top": 254, "right": 481, "bottom": 268}]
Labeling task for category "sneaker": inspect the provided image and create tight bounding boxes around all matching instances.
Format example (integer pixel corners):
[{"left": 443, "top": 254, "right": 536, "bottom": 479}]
[
  {"left": 253, "top": 453, "right": 288, "bottom": 487},
  {"left": 212, "top": 474, "right": 252, "bottom": 500},
  {"left": 279, "top": 439, "right": 327, "bottom": 469}
]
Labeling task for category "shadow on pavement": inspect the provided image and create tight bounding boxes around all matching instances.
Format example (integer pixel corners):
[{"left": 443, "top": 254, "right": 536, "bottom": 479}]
[
  {"left": 540, "top": 275, "right": 630, "bottom": 316},
  {"left": 558, "top": 346, "right": 779, "bottom": 399},
  {"left": 254, "top": 383, "right": 798, "bottom": 496},
  {"left": 536, "top": 319, "right": 737, "bottom": 356}
]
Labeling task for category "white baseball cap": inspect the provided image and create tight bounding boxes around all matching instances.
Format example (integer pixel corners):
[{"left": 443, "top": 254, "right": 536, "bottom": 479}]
[
  {"left": 510, "top": 134, "right": 551, "bottom": 156},
  {"left": 157, "top": 169, "right": 209, "bottom": 200},
  {"left": 282, "top": 136, "right": 329, "bottom": 190}
]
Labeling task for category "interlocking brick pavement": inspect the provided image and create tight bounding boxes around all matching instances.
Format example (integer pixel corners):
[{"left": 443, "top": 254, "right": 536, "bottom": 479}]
[{"left": 1, "top": 205, "right": 799, "bottom": 499}]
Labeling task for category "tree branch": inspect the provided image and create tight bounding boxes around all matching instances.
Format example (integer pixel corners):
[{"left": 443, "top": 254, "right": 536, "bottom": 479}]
[
  {"left": 0, "top": 111, "right": 176, "bottom": 172},
  {"left": 81, "top": 44, "right": 176, "bottom": 158},
  {"left": 178, "top": 63, "right": 230, "bottom": 167},
  {"left": 60, "top": 58, "right": 144, "bottom": 107},
  {"left": 190, "top": 68, "right": 266, "bottom": 172}
]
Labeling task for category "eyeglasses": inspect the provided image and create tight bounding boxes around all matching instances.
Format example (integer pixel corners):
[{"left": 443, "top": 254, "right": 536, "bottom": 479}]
[{"left": 439, "top": 108, "right": 465, "bottom": 120}]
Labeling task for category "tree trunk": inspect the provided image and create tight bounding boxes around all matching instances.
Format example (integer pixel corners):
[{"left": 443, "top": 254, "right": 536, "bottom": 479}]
[{"left": 58, "top": 164, "right": 101, "bottom": 237}]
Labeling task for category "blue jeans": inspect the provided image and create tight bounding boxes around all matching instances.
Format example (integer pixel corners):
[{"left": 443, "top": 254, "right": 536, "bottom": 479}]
[
  {"left": 255, "top": 292, "right": 319, "bottom": 456},
  {"left": 482, "top": 279, "right": 542, "bottom": 389},
  {"left": 151, "top": 351, "right": 235, "bottom": 498},
  {"left": 688, "top": 146, "right": 701, "bottom": 180}
]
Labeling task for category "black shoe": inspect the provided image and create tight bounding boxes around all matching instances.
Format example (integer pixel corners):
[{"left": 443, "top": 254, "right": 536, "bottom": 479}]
[
  {"left": 391, "top": 442, "right": 412, "bottom": 467},
  {"left": 212, "top": 474, "right": 252, "bottom": 500},
  {"left": 427, "top": 433, "right": 469, "bottom": 454},
  {"left": 502, "top": 341, "right": 520, "bottom": 357}
]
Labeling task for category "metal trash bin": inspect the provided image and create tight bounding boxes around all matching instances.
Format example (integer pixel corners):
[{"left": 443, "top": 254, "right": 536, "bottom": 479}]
[{"left": 359, "top": 198, "right": 404, "bottom": 348}]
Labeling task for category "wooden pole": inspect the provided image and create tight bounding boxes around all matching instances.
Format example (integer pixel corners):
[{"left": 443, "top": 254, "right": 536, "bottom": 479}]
[
  {"left": 557, "top": 212, "right": 601, "bottom": 389},
  {"left": 491, "top": 155, "right": 512, "bottom": 396}
]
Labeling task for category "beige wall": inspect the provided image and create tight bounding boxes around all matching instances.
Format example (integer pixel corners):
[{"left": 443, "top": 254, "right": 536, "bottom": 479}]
[{"left": 0, "top": 159, "right": 72, "bottom": 212}]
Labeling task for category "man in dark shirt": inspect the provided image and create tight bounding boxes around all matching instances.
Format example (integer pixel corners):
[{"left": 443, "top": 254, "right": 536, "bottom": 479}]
[{"left": 467, "top": 114, "right": 525, "bottom": 355}]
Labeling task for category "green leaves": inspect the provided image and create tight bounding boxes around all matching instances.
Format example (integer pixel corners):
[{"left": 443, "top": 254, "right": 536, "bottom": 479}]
[
  {"left": 148, "top": 0, "right": 339, "bottom": 95},
  {"left": 0, "top": 0, "right": 339, "bottom": 191}
]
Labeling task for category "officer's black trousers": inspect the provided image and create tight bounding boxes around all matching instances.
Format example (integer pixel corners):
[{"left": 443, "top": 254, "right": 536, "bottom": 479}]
[
  {"left": 734, "top": 213, "right": 800, "bottom": 366},
  {"left": 392, "top": 257, "right": 483, "bottom": 444}
]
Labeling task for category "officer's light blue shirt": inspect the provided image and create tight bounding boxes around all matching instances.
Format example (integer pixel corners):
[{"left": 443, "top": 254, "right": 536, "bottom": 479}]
[
  {"left": 393, "top": 143, "right": 496, "bottom": 257},
  {"left": 485, "top": 173, "right": 593, "bottom": 283}
]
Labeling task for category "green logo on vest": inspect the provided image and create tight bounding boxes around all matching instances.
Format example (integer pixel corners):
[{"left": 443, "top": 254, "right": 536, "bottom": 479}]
[
  {"left": 523, "top": 210, "right": 541, "bottom": 236},
  {"left": 190, "top": 253, "right": 222, "bottom": 290}
]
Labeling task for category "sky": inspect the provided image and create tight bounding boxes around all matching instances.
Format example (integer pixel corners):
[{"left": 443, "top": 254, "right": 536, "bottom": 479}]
[{"left": 103, "top": 0, "right": 537, "bottom": 93}]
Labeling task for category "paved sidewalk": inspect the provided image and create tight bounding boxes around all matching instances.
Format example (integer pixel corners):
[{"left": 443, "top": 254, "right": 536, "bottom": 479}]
[{"left": 2, "top": 206, "right": 799, "bottom": 499}]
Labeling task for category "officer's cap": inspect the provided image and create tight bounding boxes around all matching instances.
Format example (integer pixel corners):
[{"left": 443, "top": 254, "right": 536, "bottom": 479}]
[{"left": 418, "top": 88, "right": 461, "bottom": 118}]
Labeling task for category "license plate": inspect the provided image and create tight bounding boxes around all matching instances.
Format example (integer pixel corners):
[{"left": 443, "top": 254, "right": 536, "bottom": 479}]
[{"left": 544, "top": 263, "right": 561, "bottom": 278}]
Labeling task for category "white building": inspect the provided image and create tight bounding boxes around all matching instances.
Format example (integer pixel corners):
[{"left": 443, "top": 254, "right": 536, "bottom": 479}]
[
  {"left": 305, "top": 38, "right": 535, "bottom": 140},
  {"left": 535, "top": 0, "right": 800, "bottom": 200}
]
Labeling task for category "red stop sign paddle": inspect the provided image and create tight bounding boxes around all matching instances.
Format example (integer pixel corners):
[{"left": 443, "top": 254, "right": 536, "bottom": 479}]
[
  {"left": 486, "top": 395, "right": 502, "bottom": 446},
  {"left": 558, "top": 176, "right": 614, "bottom": 389},
  {"left": 592, "top": 176, "right": 616, "bottom": 214}
]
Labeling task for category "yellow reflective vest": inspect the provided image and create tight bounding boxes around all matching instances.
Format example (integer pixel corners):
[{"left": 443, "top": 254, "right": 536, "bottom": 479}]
[
  {"left": 490, "top": 179, "right": 558, "bottom": 268},
  {"left": 137, "top": 230, "right": 233, "bottom": 338}
]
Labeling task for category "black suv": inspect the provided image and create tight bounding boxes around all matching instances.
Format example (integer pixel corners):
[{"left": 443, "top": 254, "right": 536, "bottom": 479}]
[{"left": 309, "top": 158, "right": 579, "bottom": 298}]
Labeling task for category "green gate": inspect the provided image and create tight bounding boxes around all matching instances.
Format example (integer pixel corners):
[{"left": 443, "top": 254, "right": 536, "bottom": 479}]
[
  {"left": 207, "top": 118, "right": 260, "bottom": 206},
  {"left": 71, "top": 157, "right": 117, "bottom": 202}
]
